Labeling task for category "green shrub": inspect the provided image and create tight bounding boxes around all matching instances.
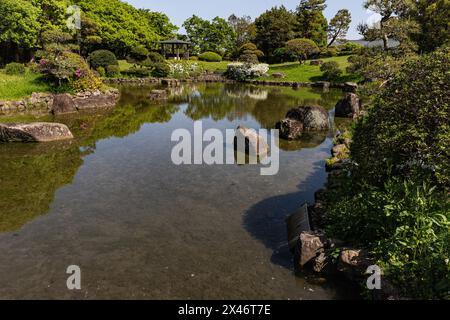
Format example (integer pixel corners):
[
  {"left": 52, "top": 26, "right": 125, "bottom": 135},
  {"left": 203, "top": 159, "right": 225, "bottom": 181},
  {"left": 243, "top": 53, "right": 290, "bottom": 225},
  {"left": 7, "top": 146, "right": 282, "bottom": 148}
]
[
  {"left": 338, "top": 42, "right": 363, "bottom": 55},
  {"left": 5, "top": 62, "right": 26, "bottom": 75},
  {"left": 325, "top": 177, "right": 450, "bottom": 299},
  {"left": 320, "top": 61, "right": 342, "bottom": 81},
  {"left": 127, "top": 46, "right": 149, "bottom": 65},
  {"left": 151, "top": 62, "right": 171, "bottom": 78},
  {"left": 189, "top": 56, "right": 199, "bottom": 61},
  {"left": 106, "top": 65, "right": 121, "bottom": 78},
  {"left": 96, "top": 66, "right": 106, "bottom": 77},
  {"left": 284, "top": 38, "right": 320, "bottom": 63},
  {"left": 198, "top": 52, "right": 222, "bottom": 62},
  {"left": 239, "top": 53, "right": 259, "bottom": 64},
  {"left": 351, "top": 47, "right": 450, "bottom": 188},
  {"left": 320, "top": 47, "right": 338, "bottom": 58},
  {"left": 87, "top": 50, "right": 118, "bottom": 69},
  {"left": 122, "top": 67, "right": 152, "bottom": 78},
  {"left": 147, "top": 52, "right": 164, "bottom": 63}
]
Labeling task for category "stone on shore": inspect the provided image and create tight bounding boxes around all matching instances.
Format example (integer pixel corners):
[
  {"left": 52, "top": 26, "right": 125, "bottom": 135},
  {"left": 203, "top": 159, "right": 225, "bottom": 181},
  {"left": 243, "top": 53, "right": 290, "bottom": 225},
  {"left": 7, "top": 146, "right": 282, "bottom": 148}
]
[
  {"left": 0, "top": 122, "right": 73, "bottom": 142},
  {"left": 52, "top": 93, "right": 77, "bottom": 114},
  {"left": 298, "top": 231, "right": 328, "bottom": 267},
  {"left": 272, "top": 73, "right": 286, "bottom": 79},
  {"left": 335, "top": 93, "right": 361, "bottom": 118},
  {"left": 337, "top": 249, "right": 372, "bottom": 280},
  {"left": 343, "top": 82, "right": 358, "bottom": 93}
]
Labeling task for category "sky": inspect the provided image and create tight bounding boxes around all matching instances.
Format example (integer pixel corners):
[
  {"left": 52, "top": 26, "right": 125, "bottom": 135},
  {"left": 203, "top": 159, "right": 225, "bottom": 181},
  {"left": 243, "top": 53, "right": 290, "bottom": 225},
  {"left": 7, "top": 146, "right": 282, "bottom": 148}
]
[{"left": 126, "top": 0, "right": 378, "bottom": 40}]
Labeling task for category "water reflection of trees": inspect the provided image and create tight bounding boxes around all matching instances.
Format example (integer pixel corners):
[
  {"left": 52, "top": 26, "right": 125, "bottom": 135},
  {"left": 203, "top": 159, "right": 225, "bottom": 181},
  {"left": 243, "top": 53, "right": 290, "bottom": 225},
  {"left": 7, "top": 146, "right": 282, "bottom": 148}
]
[
  {"left": 179, "top": 84, "right": 342, "bottom": 129},
  {"left": 0, "top": 141, "right": 85, "bottom": 232}
]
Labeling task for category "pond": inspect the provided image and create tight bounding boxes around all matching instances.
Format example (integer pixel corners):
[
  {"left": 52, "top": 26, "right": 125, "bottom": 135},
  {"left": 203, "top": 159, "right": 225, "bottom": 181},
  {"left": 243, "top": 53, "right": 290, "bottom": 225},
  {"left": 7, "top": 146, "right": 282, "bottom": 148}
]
[{"left": 0, "top": 83, "right": 356, "bottom": 299}]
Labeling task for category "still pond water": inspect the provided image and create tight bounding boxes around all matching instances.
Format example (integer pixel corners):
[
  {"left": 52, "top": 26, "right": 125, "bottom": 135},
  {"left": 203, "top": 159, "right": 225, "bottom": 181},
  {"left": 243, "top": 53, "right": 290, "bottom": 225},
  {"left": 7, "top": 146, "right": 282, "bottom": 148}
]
[{"left": 0, "top": 83, "right": 355, "bottom": 299}]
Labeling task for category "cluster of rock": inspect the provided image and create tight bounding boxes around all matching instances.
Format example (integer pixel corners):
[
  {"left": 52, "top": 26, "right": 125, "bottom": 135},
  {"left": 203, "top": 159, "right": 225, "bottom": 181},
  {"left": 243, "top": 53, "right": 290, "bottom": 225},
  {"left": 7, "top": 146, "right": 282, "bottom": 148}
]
[
  {"left": 0, "top": 89, "right": 120, "bottom": 142},
  {"left": 0, "top": 89, "right": 120, "bottom": 116},
  {"left": 276, "top": 105, "right": 330, "bottom": 140},
  {"left": 103, "top": 78, "right": 160, "bottom": 85},
  {"left": 286, "top": 130, "right": 400, "bottom": 300}
]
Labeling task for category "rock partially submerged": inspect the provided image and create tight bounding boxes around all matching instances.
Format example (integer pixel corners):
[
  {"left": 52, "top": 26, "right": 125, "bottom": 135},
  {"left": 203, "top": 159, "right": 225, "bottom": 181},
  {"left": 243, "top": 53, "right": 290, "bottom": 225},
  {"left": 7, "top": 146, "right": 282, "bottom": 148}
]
[
  {"left": 234, "top": 125, "right": 269, "bottom": 157},
  {"left": 0, "top": 122, "right": 73, "bottom": 142},
  {"left": 276, "top": 105, "right": 330, "bottom": 140},
  {"left": 335, "top": 93, "right": 361, "bottom": 118}
]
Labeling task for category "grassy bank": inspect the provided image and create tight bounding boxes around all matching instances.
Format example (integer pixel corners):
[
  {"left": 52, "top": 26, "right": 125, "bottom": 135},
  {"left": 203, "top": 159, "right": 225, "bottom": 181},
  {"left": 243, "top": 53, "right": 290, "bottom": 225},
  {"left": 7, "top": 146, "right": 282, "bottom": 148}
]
[
  {"left": 0, "top": 70, "right": 52, "bottom": 100},
  {"left": 261, "top": 55, "right": 359, "bottom": 83}
]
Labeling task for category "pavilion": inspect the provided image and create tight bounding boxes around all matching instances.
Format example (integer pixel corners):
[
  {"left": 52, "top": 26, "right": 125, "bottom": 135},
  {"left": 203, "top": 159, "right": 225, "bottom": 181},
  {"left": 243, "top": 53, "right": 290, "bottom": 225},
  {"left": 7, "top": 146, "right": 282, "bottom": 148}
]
[{"left": 159, "top": 39, "right": 192, "bottom": 60}]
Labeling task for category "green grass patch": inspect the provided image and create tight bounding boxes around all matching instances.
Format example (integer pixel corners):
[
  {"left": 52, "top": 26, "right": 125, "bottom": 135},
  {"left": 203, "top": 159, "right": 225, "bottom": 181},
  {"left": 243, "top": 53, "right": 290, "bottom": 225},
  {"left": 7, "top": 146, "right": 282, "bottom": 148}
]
[
  {"left": 0, "top": 70, "right": 52, "bottom": 100},
  {"left": 262, "top": 56, "right": 360, "bottom": 83}
]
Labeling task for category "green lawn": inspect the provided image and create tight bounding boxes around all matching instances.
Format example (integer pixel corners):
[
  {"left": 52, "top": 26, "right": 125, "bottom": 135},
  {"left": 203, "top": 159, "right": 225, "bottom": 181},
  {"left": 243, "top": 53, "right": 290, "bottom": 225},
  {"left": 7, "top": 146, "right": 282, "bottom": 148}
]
[
  {"left": 0, "top": 70, "right": 52, "bottom": 100},
  {"left": 260, "top": 55, "right": 359, "bottom": 83}
]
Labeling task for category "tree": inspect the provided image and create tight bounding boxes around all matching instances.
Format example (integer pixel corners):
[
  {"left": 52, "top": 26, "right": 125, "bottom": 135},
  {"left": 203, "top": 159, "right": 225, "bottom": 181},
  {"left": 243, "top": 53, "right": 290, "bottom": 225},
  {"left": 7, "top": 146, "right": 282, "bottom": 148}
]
[
  {"left": 296, "top": 0, "right": 328, "bottom": 47},
  {"left": 139, "top": 9, "right": 178, "bottom": 40},
  {"left": 284, "top": 38, "right": 320, "bottom": 63},
  {"left": 411, "top": 0, "right": 450, "bottom": 52},
  {"left": 358, "top": 0, "right": 410, "bottom": 51},
  {"left": 228, "top": 14, "right": 256, "bottom": 54},
  {"left": 254, "top": 6, "right": 297, "bottom": 62},
  {"left": 327, "top": 9, "right": 352, "bottom": 47},
  {"left": 0, "top": 0, "right": 41, "bottom": 62},
  {"left": 238, "top": 43, "right": 264, "bottom": 63},
  {"left": 183, "top": 15, "right": 236, "bottom": 55}
]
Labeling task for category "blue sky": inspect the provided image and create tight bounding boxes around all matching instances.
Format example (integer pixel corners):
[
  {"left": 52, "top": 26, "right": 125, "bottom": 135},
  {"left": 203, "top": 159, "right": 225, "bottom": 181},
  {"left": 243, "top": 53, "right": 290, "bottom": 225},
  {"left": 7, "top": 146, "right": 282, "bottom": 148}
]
[{"left": 126, "top": 0, "right": 375, "bottom": 40}]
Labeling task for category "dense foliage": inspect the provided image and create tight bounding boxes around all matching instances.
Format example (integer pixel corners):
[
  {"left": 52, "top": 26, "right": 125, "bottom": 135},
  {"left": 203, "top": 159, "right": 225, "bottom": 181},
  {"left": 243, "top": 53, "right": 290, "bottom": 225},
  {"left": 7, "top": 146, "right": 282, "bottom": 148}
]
[
  {"left": 284, "top": 38, "right": 320, "bottom": 63},
  {"left": 326, "top": 47, "right": 450, "bottom": 299},
  {"left": 5, "top": 63, "right": 26, "bottom": 75},
  {"left": 183, "top": 15, "right": 236, "bottom": 55},
  {"left": 320, "top": 61, "right": 342, "bottom": 81},
  {"left": 296, "top": 0, "right": 328, "bottom": 47}
]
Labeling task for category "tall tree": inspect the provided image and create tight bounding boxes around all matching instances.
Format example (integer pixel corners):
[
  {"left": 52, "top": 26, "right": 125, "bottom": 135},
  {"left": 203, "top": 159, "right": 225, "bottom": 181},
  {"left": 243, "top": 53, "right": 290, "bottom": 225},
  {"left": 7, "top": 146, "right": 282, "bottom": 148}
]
[
  {"left": 327, "top": 9, "right": 352, "bottom": 47},
  {"left": 296, "top": 0, "right": 328, "bottom": 47},
  {"left": 254, "top": 6, "right": 297, "bottom": 61},
  {"left": 411, "top": 0, "right": 450, "bottom": 52},
  {"left": 0, "top": 0, "right": 41, "bottom": 62},
  {"left": 358, "top": 0, "right": 409, "bottom": 50},
  {"left": 183, "top": 16, "right": 236, "bottom": 55},
  {"left": 228, "top": 14, "right": 256, "bottom": 48}
]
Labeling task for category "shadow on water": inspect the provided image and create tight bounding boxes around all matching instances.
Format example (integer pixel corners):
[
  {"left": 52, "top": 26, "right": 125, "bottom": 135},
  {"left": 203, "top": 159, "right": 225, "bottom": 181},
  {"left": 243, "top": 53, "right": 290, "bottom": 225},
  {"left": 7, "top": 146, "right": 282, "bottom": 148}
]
[{"left": 243, "top": 157, "right": 327, "bottom": 270}]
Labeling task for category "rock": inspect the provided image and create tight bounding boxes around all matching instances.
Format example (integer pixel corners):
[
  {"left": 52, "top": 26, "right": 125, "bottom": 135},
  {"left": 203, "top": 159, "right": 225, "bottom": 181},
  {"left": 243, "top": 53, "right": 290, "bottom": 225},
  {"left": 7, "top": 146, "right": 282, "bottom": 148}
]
[
  {"left": 51, "top": 94, "right": 76, "bottom": 114},
  {"left": 148, "top": 89, "right": 168, "bottom": 100},
  {"left": 314, "top": 188, "right": 327, "bottom": 202},
  {"left": 298, "top": 231, "right": 328, "bottom": 267},
  {"left": 286, "top": 106, "right": 330, "bottom": 131},
  {"left": 234, "top": 125, "right": 269, "bottom": 157},
  {"left": 332, "top": 144, "right": 348, "bottom": 157},
  {"left": 272, "top": 73, "right": 285, "bottom": 79},
  {"left": 0, "top": 122, "right": 73, "bottom": 142},
  {"left": 73, "top": 90, "right": 119, "bottom": 110},
  {"left": 310, "top": 60, "right": 324, "bottom": 66},
  {"left": 276, "top": 106, "right": 329, "bottom": 140},
  {"left": 335, "top": 93, "right": 361, "bottom": 118},
  {"left": 276, "top": 118, "right": 304, "bottom": 140},
  {"left": 312, "top": 251, "right": 336, "bottom": 275},
  {"left": 308, "top": 201, "right": 327, "bottom": 229},
  {"left": 337, "top": 249, "right": 372, "bottom": 280},
  {"left": 343, "top": 82, "right": 358, "bottom": 93}
]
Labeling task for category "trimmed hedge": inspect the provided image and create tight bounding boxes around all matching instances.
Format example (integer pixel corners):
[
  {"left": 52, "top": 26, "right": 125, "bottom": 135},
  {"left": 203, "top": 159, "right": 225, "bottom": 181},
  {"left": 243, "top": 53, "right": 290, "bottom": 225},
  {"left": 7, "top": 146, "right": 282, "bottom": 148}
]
[{"left": 198, "top": 52, "right": 222, "bottom": 62}]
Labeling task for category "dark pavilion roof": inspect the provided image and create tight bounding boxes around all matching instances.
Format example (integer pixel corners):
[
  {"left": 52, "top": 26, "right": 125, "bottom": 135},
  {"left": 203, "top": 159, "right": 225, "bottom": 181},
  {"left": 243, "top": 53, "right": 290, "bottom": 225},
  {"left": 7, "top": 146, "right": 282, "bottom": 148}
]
[{"left": 159, "top": 39, "right": 191, "bottom": 45}]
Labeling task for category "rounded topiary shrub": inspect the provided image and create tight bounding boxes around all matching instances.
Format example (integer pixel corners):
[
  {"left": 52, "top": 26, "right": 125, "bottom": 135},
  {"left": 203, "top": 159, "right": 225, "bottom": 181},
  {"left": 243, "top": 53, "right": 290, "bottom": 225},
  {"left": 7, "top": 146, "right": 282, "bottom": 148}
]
[
  {"left": 198, "top": 52, "right": 222, "bottom": 62},
  {"left": 87, "top": 50, "right": 118, "bottom": 69},
  {"left": 147, "top": 52, "right": 164, "bottom": 63},
  {"left": 151, "top": 62, "right": 171, "bottom": 78},
  {"left": 106, "top": 65, "right": 121, "bottom": 78},
  {"left": 5, "top": 62, "right": 26, "bottom": 75},
  {"left": 351, "top": 46, "right": 450, "bottom": 188},
  {"left": 320, "top": 61, "right": 342, "bottom": 81}
]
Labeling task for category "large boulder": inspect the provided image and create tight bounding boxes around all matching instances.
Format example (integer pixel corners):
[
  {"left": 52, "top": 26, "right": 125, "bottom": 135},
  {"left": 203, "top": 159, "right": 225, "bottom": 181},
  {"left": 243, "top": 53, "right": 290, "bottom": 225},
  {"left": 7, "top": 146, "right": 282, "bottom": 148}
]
[
  {"left": 343, "top": 82, "right": 358, "bottom": 93},
  {"left": 335, "top": 93, "right": 361, "bottom": 118},
  {"left": 0, "top": 122, "right": 73, "bottom": 142},
  {"left": 276, "top": 106, "right": 330, "bottom": 140},
  {"left": 234, "top": 126, "right": 269, "bottom": 157},
  {"left": 52, "top": 94, "right": 76, "bottom": 114},
  {"left": 73, "top": 90, "right": 119, "bottom": 110}
]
